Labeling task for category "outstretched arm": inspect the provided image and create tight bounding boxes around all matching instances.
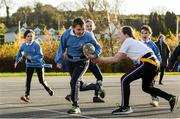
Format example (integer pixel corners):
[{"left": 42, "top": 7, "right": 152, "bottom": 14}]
[{"left": 91, "top": 52, "right": 126, "bottom": 64}]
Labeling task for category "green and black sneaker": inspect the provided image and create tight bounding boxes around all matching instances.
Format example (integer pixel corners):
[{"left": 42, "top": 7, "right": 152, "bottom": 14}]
[{"left": 67, "top": 106, "right": 81, "bottom": 114}]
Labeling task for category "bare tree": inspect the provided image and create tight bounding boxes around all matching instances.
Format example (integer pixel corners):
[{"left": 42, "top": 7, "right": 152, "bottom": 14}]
[
  {"left": 57, "top": 1, "right": 80, "bottom": 11},
  {"left": 80, "top": 0, "right": 99, "bottom": 13},
  {"left": 57, "top": 0, "right": 124, "bottom": 56},
  {"left": 0, "top": 0, "right": 17, "bottom": 26},
  {"left": 57, "top": 1, "right": 80, "bottom": 28},
  {"left": 99, "top": 0, "right": 123, "bottom": 56},
  {"left": 0, "top": 0, "right": 10, "bottom": 25}
]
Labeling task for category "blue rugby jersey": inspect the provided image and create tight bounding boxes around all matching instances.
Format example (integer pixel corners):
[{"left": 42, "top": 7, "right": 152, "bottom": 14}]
[
  {"left": 15, "top": 41, "right": 44, "bottom": 68},
  {"left": 143, "top": 39, "right": 162, "bottom": 62},
  {"left": 55, "top": 29, "right": 101, "bottom": 64}
]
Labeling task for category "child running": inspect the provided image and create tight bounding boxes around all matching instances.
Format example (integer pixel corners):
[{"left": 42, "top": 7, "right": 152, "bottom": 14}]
[
  {"left": 15, "top": 29, "right": 54, "bottom": 102},
  {"left": 65, "top": 19, "right": 105, "bottom": 103}
]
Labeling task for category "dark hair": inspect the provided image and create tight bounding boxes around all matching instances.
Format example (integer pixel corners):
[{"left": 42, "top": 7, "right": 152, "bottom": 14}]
[
  {"left": 121, "top": 26, "right": 135, "bottom": 39},
  {"left": 141, "top": 25, "right": 152, "bottom": 34},
  {"left": 72, "top": 18, "right": 85, "bottom": 28},
  {"left": 24, "top": 29, "right": 34, "bottom": 38}
]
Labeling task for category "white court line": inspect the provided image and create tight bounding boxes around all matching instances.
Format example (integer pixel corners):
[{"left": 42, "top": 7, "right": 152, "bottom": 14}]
[{"left": 1, "top": 103, "right": 97, "bottom": 119}]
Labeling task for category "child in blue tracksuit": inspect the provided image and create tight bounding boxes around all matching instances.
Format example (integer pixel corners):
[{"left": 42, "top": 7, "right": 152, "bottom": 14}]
[
  {"left": 55, "top": 18, "right": 102, "bottom": 114},
  {"left": 140, "top": 25, "right": 162, "bottom": 107},
  {"left": 15, "top": 29, "right": 54, "bottom": 102},
  {"left": 65, "top": 19, "right": 105, "bottom": 103}
]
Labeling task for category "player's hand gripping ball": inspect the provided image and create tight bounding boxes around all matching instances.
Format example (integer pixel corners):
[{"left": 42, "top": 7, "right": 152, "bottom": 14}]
[{"left": 83, "top": 43, "right": 95, "bottom": 55}]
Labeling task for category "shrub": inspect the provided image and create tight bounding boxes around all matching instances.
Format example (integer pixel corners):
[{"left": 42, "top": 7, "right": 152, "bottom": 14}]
[{"left": 0, "top": 39, "right": 131, "bottom": 73}]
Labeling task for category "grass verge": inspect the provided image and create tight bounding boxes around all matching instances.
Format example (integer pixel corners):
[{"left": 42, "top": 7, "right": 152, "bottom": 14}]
[{"left": 0, "top": 72, "right": 179, "bottom": 77}]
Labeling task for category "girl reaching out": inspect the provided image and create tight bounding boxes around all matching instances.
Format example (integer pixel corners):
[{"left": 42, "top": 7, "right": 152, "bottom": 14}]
[{"left": 88, "top": 26, "right": 179, "bottom": 115}]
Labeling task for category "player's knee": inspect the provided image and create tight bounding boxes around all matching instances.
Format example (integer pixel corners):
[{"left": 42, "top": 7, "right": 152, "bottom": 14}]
[
  {"left": 142, "top": 86, "right": 150, "bottom": 93},
  {"left": 121, "top": 74, "right": 127, "bottom": 81},
  {"left": 98, "top": 76, "right": 103, "bottom": 81},
  {"left": 121, "top": 78, "right": 130, "bottom": 86},
  {"left": 79, "top": 82, "right": 86, "bottom": 91}
]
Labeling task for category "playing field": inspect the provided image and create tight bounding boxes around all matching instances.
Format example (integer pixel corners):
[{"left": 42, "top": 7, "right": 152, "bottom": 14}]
[{"left": 0, "top": 75, "right": 180, "bottom": 118}]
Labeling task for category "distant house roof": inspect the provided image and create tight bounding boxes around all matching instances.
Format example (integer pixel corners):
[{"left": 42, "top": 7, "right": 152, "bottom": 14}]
[
  {"left": 20, "top": 27, "right": 27, "bottom": 33},
  {"left": 34, "top": 27, "right": 41, "bottom": 32},
  {"left": 49, "top": 28, "right": 56, "bottom": 33}
]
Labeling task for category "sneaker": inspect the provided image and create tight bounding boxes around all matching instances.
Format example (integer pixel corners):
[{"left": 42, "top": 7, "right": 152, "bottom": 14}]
[
  {"left": 150, "top": 100, "right": 159, "bottom": 107},
  {"left": 93, "top": 97, "right": 105, "bottom": 103},
  {"left": 26, "top": 96, "right": 30, "bottom": 100},
  {"left": 65, "top": 94, "right": 71, "bottom": 102},
  {"left": 169, "top": 96, "right": 179, "bottom": 112},
  {"left": 67, "top": 106, "right": 81, "bottom": 114},
  {"left": 150, "top": 97, "right": 159, "bottom": 107},
  {"left": 48, "top": 88, "right": 54, "bottom": 96},
  {"left": 20, "top": 96, "right": 29, "bottom": 102},
  {"left": 96, "top": 81, "right": 106, "bottom": 99},
  {"left": 112, "top": 106, "right": 133, "bottom": 115}
]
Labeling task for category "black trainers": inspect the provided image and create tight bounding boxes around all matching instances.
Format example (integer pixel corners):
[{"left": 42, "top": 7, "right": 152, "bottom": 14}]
[
  {"left": 169, "top": 96, "right": 179, "bottom": 112},
  {"left": 67, "top": 106, "right": 81, "bottom": 114},
  {"left": 48, "top": 88, "right": 54, "bottom": 96},
  {"left": 93, "top": 97, "right": 105, "bottom": 103},
  {"left": 96, "top": 81, "right": 106, "bottom": 98},
  {"left": 20, "top": 96, "right": 30, "bottom": 103},
  {"left": 65, "top": 94, "right": 71, "bottom": 102},
  {"left": 112, "top": 106, "right": 133, "bottom": 115}
]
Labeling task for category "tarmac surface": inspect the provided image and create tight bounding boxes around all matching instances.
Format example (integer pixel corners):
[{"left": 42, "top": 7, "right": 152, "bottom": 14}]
[{"left": 0, "top": 75, "right": 180, "bottom": 118}]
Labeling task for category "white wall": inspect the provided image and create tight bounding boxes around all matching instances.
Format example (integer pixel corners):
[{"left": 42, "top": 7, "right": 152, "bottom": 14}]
[{"left": 4, "top": 33, "right": 17, "bottom": 43}]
